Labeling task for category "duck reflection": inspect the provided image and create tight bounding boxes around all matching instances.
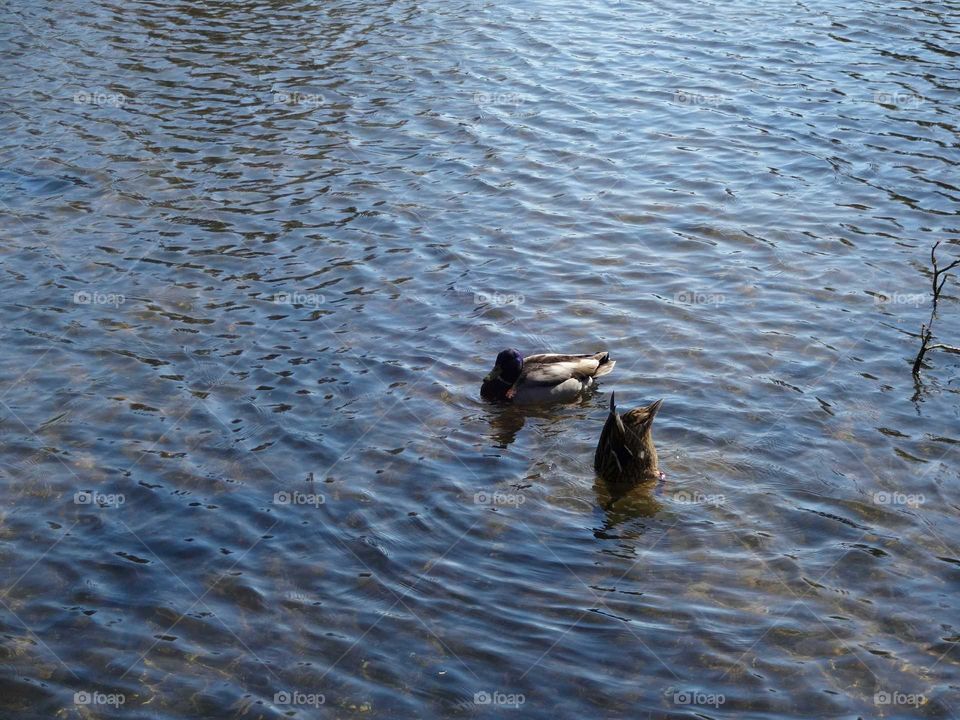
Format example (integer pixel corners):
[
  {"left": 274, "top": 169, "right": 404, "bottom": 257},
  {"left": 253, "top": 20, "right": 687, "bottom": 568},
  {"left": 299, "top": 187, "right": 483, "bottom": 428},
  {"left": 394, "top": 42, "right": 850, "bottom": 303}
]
[
  {"left": 484, "top": 405, "right": 528, "bottom": 448},
  {"left": 593, "top": 477, "right": 663, "bottom": 537},
  {"left": 483, "top": 396, "right": 594, "bottom": 449}
]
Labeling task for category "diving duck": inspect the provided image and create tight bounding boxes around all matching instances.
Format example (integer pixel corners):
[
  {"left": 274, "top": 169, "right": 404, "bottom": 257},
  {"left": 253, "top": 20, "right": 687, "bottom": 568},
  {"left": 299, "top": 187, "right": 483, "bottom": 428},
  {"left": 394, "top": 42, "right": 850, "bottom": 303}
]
[
  {"left": 594, "top": 393, "right": 663, "bottom": 484},
  {"left": 480, "top": 348, "right": 616, "bottom": 403}
]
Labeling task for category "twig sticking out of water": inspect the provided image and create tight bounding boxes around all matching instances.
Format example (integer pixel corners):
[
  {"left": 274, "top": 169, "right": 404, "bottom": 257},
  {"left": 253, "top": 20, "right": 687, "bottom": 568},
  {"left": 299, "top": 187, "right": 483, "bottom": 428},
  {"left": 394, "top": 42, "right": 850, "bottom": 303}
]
[
  {"left": 912, "top": 324, "right": 960, "bottom": 375},
  {"left": 912, "top": 241, "right": 960, "bottom": 376},
  {"left": 930, "top": 240, "right": 960, "bottom": 313}
]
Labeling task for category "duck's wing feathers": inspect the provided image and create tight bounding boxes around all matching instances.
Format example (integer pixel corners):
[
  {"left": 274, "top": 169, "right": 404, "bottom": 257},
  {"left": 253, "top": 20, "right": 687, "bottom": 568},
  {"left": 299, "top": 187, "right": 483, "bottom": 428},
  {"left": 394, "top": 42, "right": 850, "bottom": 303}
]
[
  {"left": 594, "top": 392, "right": 633, "bottom": 474},
  {"left": 521, "top": 352, "right": 614, "bottom": 385}
]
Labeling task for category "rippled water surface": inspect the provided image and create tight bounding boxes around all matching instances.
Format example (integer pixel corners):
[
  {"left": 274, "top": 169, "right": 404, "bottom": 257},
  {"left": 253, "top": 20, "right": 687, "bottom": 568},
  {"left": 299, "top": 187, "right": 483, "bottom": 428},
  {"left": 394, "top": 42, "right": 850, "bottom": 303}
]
[{"left": 2, "top": 0, "right": 960, "bottom": 717}]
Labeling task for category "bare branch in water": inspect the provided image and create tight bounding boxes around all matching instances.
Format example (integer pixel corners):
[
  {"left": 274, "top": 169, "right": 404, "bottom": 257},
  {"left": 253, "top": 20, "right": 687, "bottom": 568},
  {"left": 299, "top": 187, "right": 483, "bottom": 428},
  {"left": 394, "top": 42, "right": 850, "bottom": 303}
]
[
  {"left": 913, "top": 241, "right": 960, "bottom": 376},
  {"left": 912, "top": 323, "right": 932, "bottom": 376},
  {"left": 931, "top": 240, "right": 960, "bottom": 312}
]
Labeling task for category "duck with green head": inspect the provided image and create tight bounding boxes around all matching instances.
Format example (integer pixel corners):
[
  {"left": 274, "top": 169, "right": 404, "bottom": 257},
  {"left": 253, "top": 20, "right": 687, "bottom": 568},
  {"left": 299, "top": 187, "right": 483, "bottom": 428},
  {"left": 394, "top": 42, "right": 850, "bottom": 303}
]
[{"left": 481, "top": 348, "right": 616, "bottom": 404}]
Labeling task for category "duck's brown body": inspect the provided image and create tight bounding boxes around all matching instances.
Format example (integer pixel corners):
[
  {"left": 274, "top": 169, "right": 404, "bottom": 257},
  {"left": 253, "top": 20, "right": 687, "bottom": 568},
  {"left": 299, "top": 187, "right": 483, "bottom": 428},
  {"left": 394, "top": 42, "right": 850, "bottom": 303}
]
[{"left": 594, "top": 393, "right": 663, "bottom": 484}]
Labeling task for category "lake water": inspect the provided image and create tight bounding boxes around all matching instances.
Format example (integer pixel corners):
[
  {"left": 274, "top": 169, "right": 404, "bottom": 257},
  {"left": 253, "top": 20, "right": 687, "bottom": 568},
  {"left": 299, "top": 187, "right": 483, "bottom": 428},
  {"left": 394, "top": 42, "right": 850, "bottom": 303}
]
[{"left": 1, "top": 0, "right": 959, "bottom": 717}]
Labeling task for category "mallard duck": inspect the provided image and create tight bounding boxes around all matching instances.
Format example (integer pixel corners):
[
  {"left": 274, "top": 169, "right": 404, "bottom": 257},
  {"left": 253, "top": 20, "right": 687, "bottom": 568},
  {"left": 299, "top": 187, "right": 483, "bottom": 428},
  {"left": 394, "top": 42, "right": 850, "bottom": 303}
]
[
  {"left": 480, "top": 348, "right": 616, "bottom": 403},
  {"left": 594, "top": 393, "right": 663, "bottom": 484}
]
